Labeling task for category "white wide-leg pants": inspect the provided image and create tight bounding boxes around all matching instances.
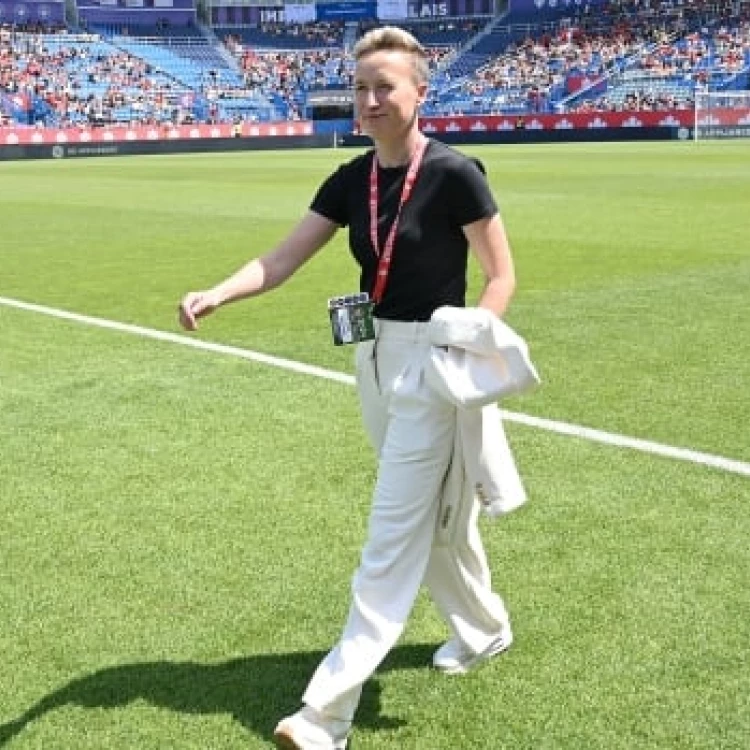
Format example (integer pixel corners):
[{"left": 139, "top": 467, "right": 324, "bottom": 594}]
[{"left": 302, "top": 320, "right": 510, "bottom": 722}]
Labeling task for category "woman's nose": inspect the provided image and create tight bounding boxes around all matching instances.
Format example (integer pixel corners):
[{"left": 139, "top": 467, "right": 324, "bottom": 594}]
[{"left": 362, "top": 88, "right": 379, "bottom": 108}]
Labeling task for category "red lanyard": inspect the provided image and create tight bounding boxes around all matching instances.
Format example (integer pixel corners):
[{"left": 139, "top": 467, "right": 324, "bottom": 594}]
[{"left": 369, "top": 137, "right": 428, "bottom": 304}]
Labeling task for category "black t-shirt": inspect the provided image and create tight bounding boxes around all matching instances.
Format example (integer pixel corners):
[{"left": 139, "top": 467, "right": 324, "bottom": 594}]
[{"left": 310, "top": 138, "right": 498, "bottom": 322}]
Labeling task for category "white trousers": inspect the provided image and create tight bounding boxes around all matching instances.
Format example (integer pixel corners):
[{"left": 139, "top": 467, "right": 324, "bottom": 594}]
[{"left": 302, "top": 320, "right": 510, "bottom": 722}]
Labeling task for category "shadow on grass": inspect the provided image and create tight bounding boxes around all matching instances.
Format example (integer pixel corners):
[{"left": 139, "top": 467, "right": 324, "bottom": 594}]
[{"left": 0, "top": 643, "right": 436, "bottom": 746}]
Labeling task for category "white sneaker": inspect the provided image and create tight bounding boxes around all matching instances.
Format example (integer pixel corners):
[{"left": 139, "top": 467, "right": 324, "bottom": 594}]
[
  {"left": 273, "top": 707, "right": 350, "bottom": 750},
  {"left": 433, "top": 627, "right": 514, "bottom": 675}
]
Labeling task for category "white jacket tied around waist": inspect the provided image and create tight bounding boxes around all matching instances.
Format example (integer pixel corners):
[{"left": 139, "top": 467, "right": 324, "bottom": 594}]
[{"left": 426, "top": 307, "right": 541, "bottom": 542}]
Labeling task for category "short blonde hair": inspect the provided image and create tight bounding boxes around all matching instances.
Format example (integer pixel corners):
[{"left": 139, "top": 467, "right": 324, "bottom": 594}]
[{"left": 352, "top": 26, "right": 430, "bottom": 84}]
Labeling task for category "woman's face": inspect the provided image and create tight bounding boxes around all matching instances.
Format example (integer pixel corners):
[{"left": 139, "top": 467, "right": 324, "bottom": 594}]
[{"left": 354, "top": 49, "right": 427, "bottom": 142}]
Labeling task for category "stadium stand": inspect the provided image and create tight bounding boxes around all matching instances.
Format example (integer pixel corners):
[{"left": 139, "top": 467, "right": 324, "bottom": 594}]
[
  {"left": 1, "top": 0, "right": 748, "bottom": 128},
  {"left": 214, "top": 21, "right": 345, "bottom": 50},
  {"left": 424, "top": 0, "right": 749, "bottom": 115},
  {"left": 564, "top": 15, "right": 750, "bottom": 113}
]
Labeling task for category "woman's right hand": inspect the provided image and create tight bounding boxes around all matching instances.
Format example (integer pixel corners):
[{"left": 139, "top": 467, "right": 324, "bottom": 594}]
[
  {"left": 178, "top": 289, "right": 222, "bottom": 331},
  {"left": 176, "top": 212, "right": 338, "bottom": 333}
]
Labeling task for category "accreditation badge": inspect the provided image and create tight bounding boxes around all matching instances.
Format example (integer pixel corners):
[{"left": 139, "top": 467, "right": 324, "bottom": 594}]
[{"left": 327, "top": 293, "right": 375, "bottom": 346}]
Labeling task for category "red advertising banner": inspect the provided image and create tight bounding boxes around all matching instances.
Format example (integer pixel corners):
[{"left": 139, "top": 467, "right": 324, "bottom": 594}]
[
  {"left": 3, "top": 109, "right": 750, "bottom": 145},
  {"left": 0, "top": 120, "right": 315, "bottom": 146},
  {"left": 419, "top": 109, "right": 749, "bottom": 133}
]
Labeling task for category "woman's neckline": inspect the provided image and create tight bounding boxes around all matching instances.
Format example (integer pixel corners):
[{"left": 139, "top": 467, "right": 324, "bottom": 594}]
[
  {"left": 378, "top": 162, "right": 408, "bottom": 173},
  {"left": 374, "top": 135, "right": 429, "bottom": 169}
]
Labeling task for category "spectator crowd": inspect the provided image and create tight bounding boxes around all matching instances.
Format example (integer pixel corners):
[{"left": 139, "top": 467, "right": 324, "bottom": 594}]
[{"left": 2, "top": 2, "right": 748, "bottom": 128}]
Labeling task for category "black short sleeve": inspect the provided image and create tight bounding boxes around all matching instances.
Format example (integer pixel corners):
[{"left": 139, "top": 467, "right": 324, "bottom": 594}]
[
  {"left": 447, "top": 157, "right": 498, "bottom": 227},
  {"left": 310, "top": 164, "right": 350, "bottom": 227}
]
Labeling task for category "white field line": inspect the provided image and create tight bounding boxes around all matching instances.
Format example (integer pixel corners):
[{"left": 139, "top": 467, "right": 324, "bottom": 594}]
[{"left": 2, "top": 295, "right": 749, "bottom": 479}]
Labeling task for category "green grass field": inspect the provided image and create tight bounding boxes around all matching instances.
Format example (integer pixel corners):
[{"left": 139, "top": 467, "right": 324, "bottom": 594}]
[{"left": 1, "top": 141, "right": 749, "bottom": 749}]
